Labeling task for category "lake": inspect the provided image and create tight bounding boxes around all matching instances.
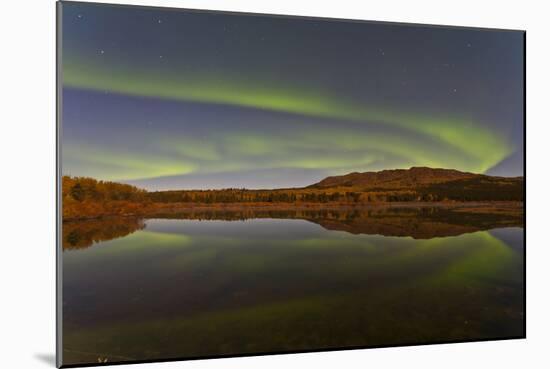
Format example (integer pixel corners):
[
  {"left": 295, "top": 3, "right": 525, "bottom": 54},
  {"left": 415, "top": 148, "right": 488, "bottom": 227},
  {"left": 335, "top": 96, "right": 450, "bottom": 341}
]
[{"left": 61, "top": 206, "right": 524, "bottom": 365}]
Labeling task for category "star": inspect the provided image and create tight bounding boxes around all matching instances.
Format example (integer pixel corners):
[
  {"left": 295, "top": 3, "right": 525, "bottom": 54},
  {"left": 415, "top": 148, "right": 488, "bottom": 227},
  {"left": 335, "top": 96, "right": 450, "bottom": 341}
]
[
  {"left": 157, "top": 19, "right": 162, "bottom": 24},
  {"left": 159, "top": 55, "right": 163, "bottom": 59},
  {"left": 452, "top": 88, "right": 457, "bottom": 93},
  {"left": 99, "top": 49, "right": 105, "bottom": 54},
  {"left": 467, "top": 43, "right": 472, "bottom": 47},
  {"left": 77, "top": 14, "right": 83, "bottom": 19}
]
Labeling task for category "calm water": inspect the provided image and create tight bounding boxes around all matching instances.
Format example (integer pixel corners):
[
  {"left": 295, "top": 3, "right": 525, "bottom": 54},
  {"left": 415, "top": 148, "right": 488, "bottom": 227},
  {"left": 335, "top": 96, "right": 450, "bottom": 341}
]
[{"left": 62, "top": 208, "right": 524, "bottom": 365}]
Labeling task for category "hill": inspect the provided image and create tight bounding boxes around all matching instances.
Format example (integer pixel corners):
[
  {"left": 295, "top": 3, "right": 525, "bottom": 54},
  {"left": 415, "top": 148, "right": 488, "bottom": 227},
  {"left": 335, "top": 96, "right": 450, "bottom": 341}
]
[
  {"left": 312, "top": 167, "right": 489, "bottom": 189},
  {"left": 307, "top": 167, "right": 523, "bottom": 202}
]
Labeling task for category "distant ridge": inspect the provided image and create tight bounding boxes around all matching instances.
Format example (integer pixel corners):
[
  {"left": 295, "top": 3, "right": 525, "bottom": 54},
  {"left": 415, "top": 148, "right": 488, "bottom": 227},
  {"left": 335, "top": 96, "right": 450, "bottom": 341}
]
[{"left": 309, "top": 167, "right": 520, "bottom": 189}]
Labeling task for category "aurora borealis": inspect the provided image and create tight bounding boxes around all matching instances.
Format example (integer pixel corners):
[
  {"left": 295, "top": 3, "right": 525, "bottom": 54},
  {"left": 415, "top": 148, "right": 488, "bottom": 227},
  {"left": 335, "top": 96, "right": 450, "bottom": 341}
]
[{"left": 61, "top": 2, "right": 524, "bottom": 190}]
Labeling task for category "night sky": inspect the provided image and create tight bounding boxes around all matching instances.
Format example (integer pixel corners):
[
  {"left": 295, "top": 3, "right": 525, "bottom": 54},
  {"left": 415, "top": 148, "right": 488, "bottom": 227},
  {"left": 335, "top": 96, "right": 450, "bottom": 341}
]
[{"left": 61, "top": 2, "right": 524, "bottom": 190}]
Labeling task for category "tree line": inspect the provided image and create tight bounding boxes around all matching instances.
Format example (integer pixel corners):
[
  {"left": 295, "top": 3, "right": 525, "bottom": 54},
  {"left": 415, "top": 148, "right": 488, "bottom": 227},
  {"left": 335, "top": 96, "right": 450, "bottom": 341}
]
[
  {"left": 148, "top": 189, "right": 364, "bottom": 204},
  {"left": 62, "top": 175, "right": 524, "bottom": 221}
]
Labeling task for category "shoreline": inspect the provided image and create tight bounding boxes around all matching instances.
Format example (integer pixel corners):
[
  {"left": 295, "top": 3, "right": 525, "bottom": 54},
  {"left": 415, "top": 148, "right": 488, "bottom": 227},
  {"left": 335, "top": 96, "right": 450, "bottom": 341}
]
[{"left": 62, "top": 201, "right": 524, "bottom": 222}]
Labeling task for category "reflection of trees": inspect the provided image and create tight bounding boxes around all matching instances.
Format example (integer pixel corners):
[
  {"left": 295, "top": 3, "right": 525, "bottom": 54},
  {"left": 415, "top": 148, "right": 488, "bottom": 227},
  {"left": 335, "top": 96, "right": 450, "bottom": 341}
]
[
  {"left": 63, "top": 217, "right": 145, "bottom": 250},
  {"left": 156, "top": 205, "right": 524, "bottom": 239},
  {"left": 318, "top": 206, "right": 523, "bottom": 238},
  {"left": 62, "top": 205, "right": 524, "bottom": 249}
]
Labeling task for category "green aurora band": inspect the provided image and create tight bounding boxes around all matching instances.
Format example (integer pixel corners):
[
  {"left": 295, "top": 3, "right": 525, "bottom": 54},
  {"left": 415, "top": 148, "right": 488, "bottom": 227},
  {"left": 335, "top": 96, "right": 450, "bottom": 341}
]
[{"left": 63, "top": 57, "right": 515, "bottom": 181}]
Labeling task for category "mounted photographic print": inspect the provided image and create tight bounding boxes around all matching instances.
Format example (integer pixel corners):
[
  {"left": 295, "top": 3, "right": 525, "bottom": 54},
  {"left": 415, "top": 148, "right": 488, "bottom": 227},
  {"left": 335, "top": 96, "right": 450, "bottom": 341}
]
[{"left": 57, "top": 1, "right": 525, "bottom": 367}]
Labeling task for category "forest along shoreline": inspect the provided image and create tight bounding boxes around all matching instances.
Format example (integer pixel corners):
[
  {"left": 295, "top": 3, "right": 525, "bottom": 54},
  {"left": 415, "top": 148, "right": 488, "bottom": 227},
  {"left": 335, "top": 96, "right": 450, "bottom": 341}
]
[{"left": 62, "top": 167, "right": 524, "bottom": 222}]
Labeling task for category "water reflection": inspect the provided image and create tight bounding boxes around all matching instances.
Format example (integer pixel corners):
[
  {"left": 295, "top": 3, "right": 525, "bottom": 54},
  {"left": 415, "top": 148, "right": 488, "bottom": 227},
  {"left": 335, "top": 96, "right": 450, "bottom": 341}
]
[
  {"left": 62, "top": 205, "right": 523, "bottom": 250},
  {"left": 62, "top": 207, "right": 524, "bottom": 365},
  {"left": 63, "top": 217, "right": 145, "bottom": 250}
]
